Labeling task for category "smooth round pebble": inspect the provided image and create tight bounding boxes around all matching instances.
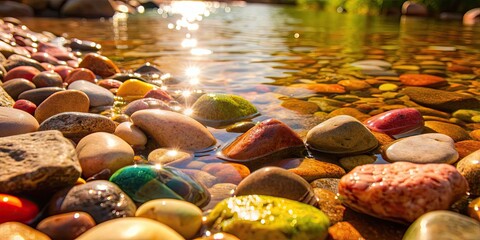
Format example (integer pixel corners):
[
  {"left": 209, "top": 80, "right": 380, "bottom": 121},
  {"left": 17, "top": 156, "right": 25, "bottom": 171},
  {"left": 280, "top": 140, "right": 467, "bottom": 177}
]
[
  {"left": 32, "top": 71, "right": 63, "bottom": 88},
  {"left": 18, "top": 87, "right": 64, "bottom": 105},
  {"left": 35, "top": 90, "right": 90, "bottom": 123},
  {"left": 0, "top": 193, "right": 39, "bottom": 224},
  {"left": 148, "top": 148, "right": 194, "bottom": 165},
  {"left": 0, "top": 106, "right": 39, "bottom": 137},
  {"left": 114, "top": 121, "right": 147, "bottom": 147},
  {"left": 136, "top": 199, "right": 202, "bottom": 239},
  {"left": 36, "top": 212, "right": 96, "bottom": 240},
  {"left": 64, "top": 68, "right": 96, "bottom": 84},
  {"left": 68, "top": 80, "right": 114, "bottom": 107},
  {"left": 456, "top": 149, "right": 480, "bottom": 196},
  {"left": 1, "top": 78, "right": 36, "bottom": 99},
  {"left": 116, "top": 79, "right": 157, "bottom": 100},
  {"left": 339, "top": 155, "right": 377, "bottom": 172},
  {"left": 13, "top": 99, "right": 36, "bottom": 115},
  {"left": 76, "top": 217, "right": 184, "bottom": 240},
  {"left": 78, "top": 53, "right": 120, "bottom": 78},
  {"left": 122, "top": 97, "right": 170, "bottom": 116},
  {"left": 4, "top": 66, "right": 41, "bottom": 81},
  {"left": 378, "top": 83, "right": 398, "bottom": 92},
  {"left": 0, "top": 222, "right": 50, "bottom": 240}
]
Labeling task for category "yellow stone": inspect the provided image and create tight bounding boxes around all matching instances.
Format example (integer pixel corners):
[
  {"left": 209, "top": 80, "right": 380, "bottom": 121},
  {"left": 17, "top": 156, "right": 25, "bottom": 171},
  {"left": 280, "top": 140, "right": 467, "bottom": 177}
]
[
  {"left": 116, "top": 79, "right": 157, "bottom": 99},
  {"left": 379, "top": 83, "right": 398, "bottom": 92}
]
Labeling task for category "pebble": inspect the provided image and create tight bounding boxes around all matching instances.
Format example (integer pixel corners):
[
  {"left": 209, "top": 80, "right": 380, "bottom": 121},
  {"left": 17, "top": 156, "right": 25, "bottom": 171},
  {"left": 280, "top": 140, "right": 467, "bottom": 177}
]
[
  {"left": 34, "top": 90, "right": 90, "bottom": 123},
  {"left": 114, "top": 121, "right": 148, "bottom": 147},
  {"left": 281, "top": 99, "right": 318, "bottom": 114},
  {"left": 339, "top": 155, "right": 377, "bottom": 172},
  {"left": 31, "top": 52, "right": 62, "bottom": 65},
  {"left": 18, "top": 87, "right": 64, "bottom": 105},
  {"left": 39, "top": 112, "right": 116, "bottom": 141},
  {"left": 143, "top": 88, "right": 173, "bottom": 102},
  {"left": 203, "top": 183, "right": 236, "bottom": 210},
  {"left": 0, "top": 130, "right": 81, "bottom": 194},
  {"left": 64, "top": 68, "right": 96, "bottom": 84},
  {"left": 424, "top": 121, "right": 471, "bottom": 142},
  {"left": 136, "top": 199, "right": 203, "bottom": 239},
  {"left": 0, "top": 106, "right": 39, "bottom": 137},
  {"left": 190, "top": 93, "right": 258, "bottom": 124},
  {"left": 148, "top": 148, "right": 194, "bottom": 165},
  {"left": 272, "top": 158, "right": 345, "bottom": 182},
  {"left": 67, "top": 80, "right": 114, "bottom": 107},
  {"left": 456, "top": 149, "right": 480, "bottom": 196},
  {"left": 452, "top": 109, "right": 480, "bottom": 123},
  {"left": 76, "top": 217, "right": 184, "bottom": 240},
  {"left": 3, "top": 54, "right": 46, "bottom": 72},
  {"left": 326, "top": 107, "right": 370, "bottom": 121},
  {"left": 36, "top": 212, "right": 96, "bottom": 240},
  {"left": 205, "top": 195, "right": 330, "bottom": 240},
  {"left": 49, "top": 180, "right": 136, "bottom": 223},
  {"left": 110, "top": 164, "right": 210, "bottom": 207},
  {"left": 403, "top": 210, "right": 480, "bottom": 240},
  {"left": 313, "top": 188, "right": 346, "bottom": 224},
  {"left": 402, "top": 87, "right": 480, "bottom": 112},
  {"left": 399, "top": 73, "right": 447, "bottom": 87},
  {"left": 116, "top": 79, "right": 157, "bottom": 100},
  {"left": 337, "top": 79, "right": 372, "bottom": 91},
  {"left": 76, "top": 132, "right": 134, "bottom": 178},
  {"left": 202, "top": 163, "right": 250, "bottom": 185},
  {"left": 181, "top": 169, "right": 217, "bottom": 188},
  {"left": 4, "top": 65, "right": 40, "bottom": 81},
  {"left": 32, "top": 71, "right": 63, "bottom": 88},
  {"left": 382, "top": 133, "right": 458, "bottom": 164},
  {"left": 378, "top": 83, "right": 398, "bottom": 91},
  {"left": 0, "top": 193, "right": 39, "bottom": 224},
  {"left": 225, "top": 121, "right": 256, "bottom": 133},
  {"left": 0, "top": 222, "right": 51, "bottom": 240},
  {"left": 235, "top": 167, "right": 317, "bottom": 206},
  {"left": 1, "top": 78, "right": 36, "bottom": 99},
  {"left": 454, "top": 140, "right": 480, "bottom": 159},
  {"left": 292, "top": 83, "right": 346, "bottom": 94},
  {"left": 13, "top": 99, "right": 36, "bottom": 115},
  {"left": 78, "top": 53, "right": 120, "bottom": 78},
  {"left": 306, "top": 115, "right": 378, "bottom": 155},
  {"left": 122, "top": 97, "right": 170, "bottom": 116},
  {"left": 365, "top": 108, "right": 424, "bottom": 138},
  {"left": 339, "top": 162, "right": 468, "bottom": 223},
  {"left": 97, "top": 79, "right": 122, "bottom": 89},
  {"left": 468, "top": 197, "right": 480, "bottom": 221},
  {"left": 310, "top": 178, "right": 341, "bottom": 194},
  {"left": 131, "top": 109, "right": 216, "bottom": 151}
]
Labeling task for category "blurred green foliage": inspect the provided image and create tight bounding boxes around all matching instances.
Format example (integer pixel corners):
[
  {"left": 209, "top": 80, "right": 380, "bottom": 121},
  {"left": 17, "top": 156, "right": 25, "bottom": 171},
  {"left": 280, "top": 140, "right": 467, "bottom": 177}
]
[{"left": 296, "top": 0, "right": 480, "bottom": 15}]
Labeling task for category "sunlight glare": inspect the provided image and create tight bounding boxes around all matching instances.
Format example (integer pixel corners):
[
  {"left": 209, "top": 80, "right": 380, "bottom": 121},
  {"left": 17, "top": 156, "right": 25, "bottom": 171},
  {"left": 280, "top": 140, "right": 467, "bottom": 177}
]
[{"left": 185, "top": 66, "right": 201, "bottom": 77}]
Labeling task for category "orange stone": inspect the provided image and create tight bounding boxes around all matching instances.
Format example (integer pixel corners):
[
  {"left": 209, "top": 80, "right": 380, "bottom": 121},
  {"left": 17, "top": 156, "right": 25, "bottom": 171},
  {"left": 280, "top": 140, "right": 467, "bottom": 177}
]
[
  {"left": 291, "top": 83, "right": 346, "bottom": 94},
  {"left": 78, "top": 53, "right": 120, "bottom": 78},
  {"left": 65, "top": 68, "right": 96, "bottom": 84},
  {"left": 399, "top": 74, "right": 446, "bottom": 87},
  {"left": 0, "top": 194, "right": 39, "bottom": 224},
  {"left": 455, "top": 140, "right": 480, "bottom": 159},
  {"left": 328, "top": 222, "right": 365, "bottom": 240}
]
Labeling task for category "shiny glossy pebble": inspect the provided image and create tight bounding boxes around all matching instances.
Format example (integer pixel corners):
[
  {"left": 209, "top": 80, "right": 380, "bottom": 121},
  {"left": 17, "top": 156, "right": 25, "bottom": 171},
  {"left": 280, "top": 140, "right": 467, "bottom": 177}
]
[
  {"left": 0, "top": 194, "right": 39, "bottom": 224},
  {"left": 36, "top": 212, "right": 96, "bottom": 240},
  {"left": 365, "top": 108, "right": 424, "bottom": 138}
]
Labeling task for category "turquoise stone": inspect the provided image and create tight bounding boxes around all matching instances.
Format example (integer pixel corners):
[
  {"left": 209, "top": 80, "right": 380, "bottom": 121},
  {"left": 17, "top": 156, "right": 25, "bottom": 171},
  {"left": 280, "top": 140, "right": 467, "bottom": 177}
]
[{"left": 110, "top": 164, "right": 210, "bottom": 208}]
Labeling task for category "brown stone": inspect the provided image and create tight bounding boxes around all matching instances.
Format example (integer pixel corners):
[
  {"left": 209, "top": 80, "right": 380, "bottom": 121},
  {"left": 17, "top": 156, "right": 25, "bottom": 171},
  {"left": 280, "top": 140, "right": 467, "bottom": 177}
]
[
  {"left": 399, "top": 74, "right": 446, "bottom": 87},
  {"left": 61, "top": 0, "right": 116, "bottom": 18},
  {"left": 1, "top": 78, "right": 36, "bottom": 100},
  {"left": 328, "top": 222, "right": 365, "bottom": 240},
  {"left": 35, "top": 90, "right": 90, "bottom": 123},
  {"left": 0, "top": 106, "right": 39, "bottom": 137},
  {"left": 314, "top": 188, "right": 346, "bottom": 225},
  {"left": 402, "top": 87, "right": 480, "bottom": 112},
  {"left": 455, "top": 140, "right": 480, "bottom": 159},
  {"left": 0, "top": 86, "right": 15, "bottom": 107},
  {"left": 281, "top": 99, "right": 319, "bottom": 114},
  {"left": 424, "top": 121, "right": 471, "bottom": 142},
  {"left": 36, "top": 212, "right": 96, "bottom": 240},
  {"left": 273, "top": 158, "right": 345, "bottom": 182},
  {"left": 78, "top": 53, "right": 120, "bottom": 78},
  {"left": 202, "top": 163, "right": 250, "bottom": 185},
  {"left": 64, "top": 68, "right": 96, "bottom": 85},
  {"left": 291, "top": 83, "right": 346, "bottom": 94},
  {"left": 0, "top": 222, "right": 50, "bottom": 240},
  {"left": 327, "top": 107, "right": 370, "bottom": 121}
]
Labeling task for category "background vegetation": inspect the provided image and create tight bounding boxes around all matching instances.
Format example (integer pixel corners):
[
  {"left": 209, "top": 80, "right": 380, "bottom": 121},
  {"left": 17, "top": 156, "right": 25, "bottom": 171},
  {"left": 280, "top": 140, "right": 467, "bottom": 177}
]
[{"left": 295, "top": 0, "right": 480, "bottom": 15}]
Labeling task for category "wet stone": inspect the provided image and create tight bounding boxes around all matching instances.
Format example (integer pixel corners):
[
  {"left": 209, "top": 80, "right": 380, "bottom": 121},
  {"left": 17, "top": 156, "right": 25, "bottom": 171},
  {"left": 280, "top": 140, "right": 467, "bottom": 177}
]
[
  {"left": 0, "top": 222, "right": 50, "bottom": 240},
  {"left": 0, "top": 86, "right": 15, "bottom": 107},
  {"left": 0, "top": 130, "right": 81, "bottom": 194},
  {"left": 4, "top": 66, "right": 41, "bottom": 82},
  {"left": 424, "top": 121, "right": 471, "bottom": 142},
  {"left": 272, "top": 158, "right": 345, "bottom": 182},
  {"left": 110, "top": 164, "right": 210, "bottom": 207},
  {"left": 49, "top": 180, "right": 136, "bottom": 223},
  {"left": 64, "top": 68, "right": 96, "bottom": 85},
  {"left": 114, "top": 121, "right": 147, "bottom": 147},
  {"left": 0, "top": 193, "right": 39, "bottom": 224},
  {"left": 225, "top": 121, "right": 256, "bottom": 133},
  {"left": 202, "top": 162, "right": 250, "bottom": 185},
  {"left": 382, "top": 133, "right": 458, "bottom": 164},
  {"left": 402, "top": 87, "right": 480, "bottom": 112},
  {"left": 365, "top": 108, "right": 424, "bottom": 138},
  {"left": 339, "top": 154, "right": 377, "bottom": 172},
  {"left": 313, "top": 188, "right": 346, "bottom": 225},
  {"left": 310, "top": 178, "right": 341, "bottom": 194},
  {"left": 18, "top": 87, "right": 64, "bottom": 105},
  {"left": 78, "top": 53, "right": 120, "bottom": 78},
  {"left": 456, "top": 149, "right": 480, "bottom": 196},
  {"left": 39, "top": 112, "right": 116, "bottom": 141},
  {"left": 32, "top": 71, "right": 63, "bottom": 88},
  {"left": 454, "top": 140, "right": 480, "bottom": 159},
  {"left": 36, "top": 212, "right": 96, "bottom": 240},
  {"left": 399, "top": 73, "right": 447, "bottom": 87},
  {"left": 122, "top": 98, "right": 170, "bottom": 116},
  {"left": 35, "top": 90, "right": 90, "bottom": 123},
  {"left": 1, "top": 78, "right": 36, "bottom": 100},
  {"left": 3, "top": 54, "right": 46, "bottom": 72},
  {"left": 148, "top": 148, "right": 194, "bottom": 165},
  {"left": 0, "top": 106, "right": 39, "bottom": 137},
  {"left": 281, "top": 99, "right": 318, "bottom": 114},
  {"left": 68, "top": 80, "right": 114, "bottom": 107}
]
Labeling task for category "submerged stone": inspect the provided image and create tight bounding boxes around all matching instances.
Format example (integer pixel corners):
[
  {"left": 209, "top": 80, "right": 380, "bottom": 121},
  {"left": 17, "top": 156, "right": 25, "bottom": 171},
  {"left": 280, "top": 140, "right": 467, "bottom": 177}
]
[
  {"left": 403, "top": 211, "right": 480, "bottom": 240},
  {"left": 220, "top": 118, "right": 304, "bottom": 161},
  {"left": 338, "top": 162, "right": 468, "bottom": 223},
  {"left": 456, "top": 149, "right": 480, "bottom": 196},
  {"left": 110, "top": 164, "right": 210, "bottom": 208},
  {"left": 399, "top": 74, "right": 447, "bottom": 87},
  {"left": 191, "top": 93, "right": 258, "bottom": 125},
  {"left": 205, "top": 195, "right": 330, "bottom": 240},
  {"left": 306, "top": 115, "right": 378, "bottom": 155},
  {"left": 402, "top": 87, "right": 480, "bottom": 112},
  {"left": 365, "top": 108, "right": 424, "bottom": 138}
]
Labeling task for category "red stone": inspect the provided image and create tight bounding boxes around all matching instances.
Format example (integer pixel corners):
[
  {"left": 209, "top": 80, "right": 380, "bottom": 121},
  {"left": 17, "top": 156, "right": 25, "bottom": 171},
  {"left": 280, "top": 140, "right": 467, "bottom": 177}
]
[
  {"left": 399, "top": 74, "right": 446, "bottom": 87},
  {"left": 143, "top": 89, "right": 173, "bottom": 102},
  {"left": 222, "top": 118, "right": 304, "bottom": 160},
  {"left": 31, "top": 52, "right": 61, "bottom": 65},
  {"left": 365, "top": 108, "right": 424, "bottom": 137},
  {"left": 447, "top": 64, "right": 473, "bottom": 74},
  {"left": 64, "top": 68, "right": 96, "bottom": 84},
  {"left": 78, "top": 53, "right": 120, "bottom": 78},
  {"left": 4, "top": 66, "right": 41, "bottom": 81},
  {"left": 13, "top": 99, "right": 37, "bottom": 115},
  {"left": 53, "top": 65, "right": 73, "bottom": 81},
  {"left": 41, "top": 63, "right": 55, "bottom": 71},
  {"left": 0, "top": 194, "right": 39, "bottom": 224},
  {"left": 97, "top": 79, "right": 122, "bottom": 89}
]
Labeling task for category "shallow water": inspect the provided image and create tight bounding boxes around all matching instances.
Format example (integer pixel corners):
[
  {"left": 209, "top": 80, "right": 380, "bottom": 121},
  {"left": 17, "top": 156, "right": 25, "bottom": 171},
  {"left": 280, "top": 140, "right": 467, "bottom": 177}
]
[{"left": 21, "top": 3, "right": 480, "bottom": 142}]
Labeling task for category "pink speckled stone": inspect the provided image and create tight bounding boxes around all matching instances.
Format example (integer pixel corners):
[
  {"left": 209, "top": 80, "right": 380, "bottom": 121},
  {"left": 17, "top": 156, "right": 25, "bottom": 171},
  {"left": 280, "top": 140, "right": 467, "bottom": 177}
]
[{"left": 338, "top": 162, "right": 468, "bottom": 223}]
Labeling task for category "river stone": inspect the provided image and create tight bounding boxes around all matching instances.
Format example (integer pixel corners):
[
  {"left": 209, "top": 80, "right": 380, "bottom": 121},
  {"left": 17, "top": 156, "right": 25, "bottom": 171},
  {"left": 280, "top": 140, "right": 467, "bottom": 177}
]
[
  {"left": 0, "top": 222, "right": 50, "bottom": 240},
  {"left": 382, "top": 133, "right": 458, "bottom": 164},
  {"left": 77, "top": 53, "right": 119, "bottom": 78},
  {"left": 35, "top": 90, "right": 90, "bottom": 123},
  {"left": 76, "top": 132, "right": 134, "bottom": 179},
  {"left": 424, "top": 121, "right": 471, "bottom": 142},
  {"left": 3, "top": 54, "right": 45, "bottom": 72},
  {"left": 4, "top": 66, "right": 41, "bottom": 82},
  {"left": 0, "top": 86, "right": 15, "bottom": 107},
  {"left": 76, "top": 217, "right": 184, "bottom": 240},
  {"left": 339, "top": 155, "right": 377, "bottom": 172},
  {"left": 235, "top": 167, "right": 318, "bottom": 206},
  {"left": 136, "top": 199, "right": 202, "bottom": 239},
  {"left": 291, "top": 83, "right": 346, "bottom": 94},
  {"left": 181, "top": 169, "right": 217, "bottom": 188},
  {"left": 67, "top": 80, "right": 114, "bottom": 107},
  {"left": 306, "top": 115, "right": 378, "bottom": 155},
  {"left": 399, "top": 74, "right": 446, "bottom": 87},
  {"left": 205, "top": 195, "right": 330, "bottom": 240},
  {"left": 0, "top": 106, "right": 39, "bottom": 137},
  {"left": 453, "top": 109, "right": 480, "bottom": 123},
  {"left": 338, "top": 162, "right": 468, "bottom": 223},
  {"left": 148, "top": 148, "right": 194, "bottom": 165},
  {"left": 313, "top": 188, "right": 346, "bottom": 225},
  {"left": 0, "top": 193, "right": 39, "bottom": 224},
  {"left": 110, "top": 164, "right": 210, "bottom": 208},
  {"left": 364, "top": 108, "right": 424, "bottom": 138},
  {"left": 64, "top": 68, "right": 96, "bottom": 85},
  {"left": 456, "top": 149, "right": 480, "bottom": 196},
  {"left": 326, "top": 107, "right": 370, "bottom": 121},
  {"left": 402, "top": 87, "right": 480, "bottom": 112},
  {"left": 39, "top": 112, "right": 116, "bottom": 141},
  {"left": 281, "top": 99, "right": 318, "bottom": 114},
  {"left": 1, "top": 78, "right": 36, "bottom": 100},
  {"left": 116, "top": 79, "right": 157, "bottom": 100},
  {"left": 337, "top": 79, "right": 372, "bottom": 91},
  {"left": 32, "top": 71, "right": 63, "bottom": 88},
  {"left": 221, "top": 118, "right": 304, "bottom": 161},
  {"left": 202, "top": 163, "right": 250, "bottom": 185},
  {"left": 51, "top": 180, "right": 136, "bottom": 223},
  {"left": 114, "top": 121, "right": 148, "bottom": 147},
  {"left": 272, "top": 158, "right": 346, "bottom": 182},
  {"left": 191, "top": 93, "right": 258, "bottom": 124},
  {"left": 454, "top": 140, "right": 480, "bottom": 159},
  {"left": 18, "top": 87, "right": 64, "bottom": 105},
  {"left": 310, "top": 178, "right": 341, "bottom": 194},
  {"left": 468, "top": 197, "right": 480, "bottom": 221},
  {"left": 0, "top": 130, "right": 81, "bottom": 194},
  {"left": 403, "top": 210, "right": 480, "bottom": 240},
  {"left": 204, "top": 183, "right": 236, "bottom": 211},
  {"left": 131, "top": 109, "right": 216, "bottom": 151},
  {"left": 122, "top": 98, "right": 170, "bottom": 116},
  {"left": 36, "top": 212, "right": 96, "bottom": 240}
]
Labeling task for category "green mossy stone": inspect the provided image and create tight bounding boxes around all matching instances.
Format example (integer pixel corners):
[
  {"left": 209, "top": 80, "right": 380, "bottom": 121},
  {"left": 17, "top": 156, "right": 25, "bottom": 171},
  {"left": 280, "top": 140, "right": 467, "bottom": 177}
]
[
  {"left": 191, "top": 93, "right": 258, "bottom": 123},
  {"left": 205, "top": 195, "right": 330, "bottom": 240}
]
